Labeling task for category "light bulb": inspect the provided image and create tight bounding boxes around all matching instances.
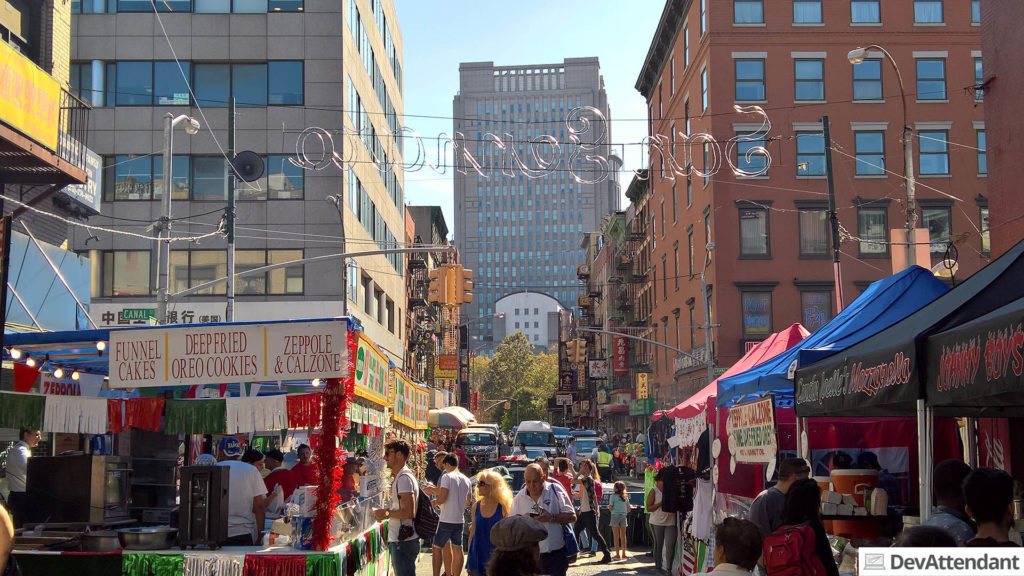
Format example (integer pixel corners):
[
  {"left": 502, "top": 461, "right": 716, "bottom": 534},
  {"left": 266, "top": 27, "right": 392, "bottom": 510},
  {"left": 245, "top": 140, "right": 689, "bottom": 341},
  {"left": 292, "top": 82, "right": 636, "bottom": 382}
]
[
  {"left": 9, "top": 348, "right": 21, "bottom": 359},
  {"left": 26, "top": 356, "right": 36, "bottom": 367},
  {"left": 96, "top": 341, "right": 107, "bottom": 351},
  {"left": 311, "top": 378, "right": 322, "bottom": 387},
  {"left": 53, "top": 367, "right": 64, "bottom": 379},
  {"left": 71, "top": 371, "right": 81, "bottom": 381}
]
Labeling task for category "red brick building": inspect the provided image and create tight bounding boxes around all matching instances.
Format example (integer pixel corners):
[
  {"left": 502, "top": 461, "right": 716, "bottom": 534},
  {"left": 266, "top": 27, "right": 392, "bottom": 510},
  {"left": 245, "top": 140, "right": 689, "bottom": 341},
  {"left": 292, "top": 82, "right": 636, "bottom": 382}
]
[
  {"left": 981, "top": 0, "right": 1024, "bottom": 258},
  {"left": 634, "top": 0, "right": 986, "bottom": 408}
]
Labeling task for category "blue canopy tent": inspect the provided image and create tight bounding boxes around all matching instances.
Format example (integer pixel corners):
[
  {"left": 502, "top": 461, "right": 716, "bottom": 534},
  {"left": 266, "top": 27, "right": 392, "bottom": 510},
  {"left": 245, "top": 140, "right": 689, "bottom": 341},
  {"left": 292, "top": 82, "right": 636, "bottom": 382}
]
[{"left": 717, "top": 265, "right": 949, "bottom": 408}]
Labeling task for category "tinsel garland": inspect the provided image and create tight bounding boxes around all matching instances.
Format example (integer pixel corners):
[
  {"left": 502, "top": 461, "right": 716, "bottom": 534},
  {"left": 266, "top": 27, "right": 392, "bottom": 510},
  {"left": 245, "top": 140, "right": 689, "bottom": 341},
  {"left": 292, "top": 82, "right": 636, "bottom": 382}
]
[
  {"left": 121, "top": 552, "right": 183, "bottom": 576},
  {"left": 242, "top": 554, "right": 305, "bottom": 576},
  {"left": 0, "top": 392, "right": 44, "bottom": 430},
  {"left": 312, "top": 364, "right": 354, "bottom": 550},
  {"left": 126, "top": 397, "right": 166, "bottom": 432},
  {"left": 286, "top": 393, "right": 322, "bottom": 428}
]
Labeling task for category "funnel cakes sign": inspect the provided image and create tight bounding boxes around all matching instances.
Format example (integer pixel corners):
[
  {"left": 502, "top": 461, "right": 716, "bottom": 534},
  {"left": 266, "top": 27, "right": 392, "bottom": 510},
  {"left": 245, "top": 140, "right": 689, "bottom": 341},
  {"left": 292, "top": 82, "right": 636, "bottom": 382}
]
[{"left": 108, "top": 320, "right": 347, "bottom": 388}]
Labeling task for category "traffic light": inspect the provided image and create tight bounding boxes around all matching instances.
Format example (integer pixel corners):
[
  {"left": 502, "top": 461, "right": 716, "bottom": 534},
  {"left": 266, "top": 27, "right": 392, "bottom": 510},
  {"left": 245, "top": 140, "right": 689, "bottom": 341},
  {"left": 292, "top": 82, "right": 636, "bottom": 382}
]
[
  {"left": 457, "top": 267, "right": 473, "bottom": 305},
  {"left": 574, "top": 338, "right": 587, "bottom": 363},
  {"left": 566, "top": 339, "right": 578, "bottom": 362},
  {"left": 428, "top": 267, "right": 445, "bottom": 304}
]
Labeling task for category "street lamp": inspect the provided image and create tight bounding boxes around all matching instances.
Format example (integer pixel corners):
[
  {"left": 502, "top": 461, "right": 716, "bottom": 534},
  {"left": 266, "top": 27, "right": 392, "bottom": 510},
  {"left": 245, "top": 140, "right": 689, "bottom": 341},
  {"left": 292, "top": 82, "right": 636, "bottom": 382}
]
[
  {"left": 848, "top": 45, "right": 918, "bottom": 267},
  {"left": 156, "top": 114, "right": 201, "bottom": 325}
]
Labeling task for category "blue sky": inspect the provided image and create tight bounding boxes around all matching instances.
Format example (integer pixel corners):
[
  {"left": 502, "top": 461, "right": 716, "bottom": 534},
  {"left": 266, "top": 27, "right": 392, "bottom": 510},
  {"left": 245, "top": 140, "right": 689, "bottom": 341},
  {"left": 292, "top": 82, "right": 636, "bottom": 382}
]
[{"left": 392, "top": 0, "right": 664, "bottom": 237}]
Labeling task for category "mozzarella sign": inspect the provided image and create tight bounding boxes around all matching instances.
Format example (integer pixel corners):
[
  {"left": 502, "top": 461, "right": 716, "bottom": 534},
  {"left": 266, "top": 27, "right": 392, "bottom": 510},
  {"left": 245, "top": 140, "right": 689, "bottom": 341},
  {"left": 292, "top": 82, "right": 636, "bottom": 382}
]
[{"left": 108, "top": 321, "right": 347, "bottom": 388}]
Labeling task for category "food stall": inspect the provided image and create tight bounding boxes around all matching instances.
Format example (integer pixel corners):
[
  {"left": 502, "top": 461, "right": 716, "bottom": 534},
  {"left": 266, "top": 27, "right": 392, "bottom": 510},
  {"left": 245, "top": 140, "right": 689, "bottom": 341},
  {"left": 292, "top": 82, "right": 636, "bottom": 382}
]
[
  {"left": 2, "top": 317, "right": 396, "bottom": 575},
  {"left": 387, "top": 368, "right": 429, "bottom": 477}
]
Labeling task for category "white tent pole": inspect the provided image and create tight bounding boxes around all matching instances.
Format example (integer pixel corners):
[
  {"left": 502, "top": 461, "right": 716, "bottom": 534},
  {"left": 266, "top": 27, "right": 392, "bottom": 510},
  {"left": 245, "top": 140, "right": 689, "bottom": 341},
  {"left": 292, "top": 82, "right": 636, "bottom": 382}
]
[{"left": 917, "top": 398, "right": 933, "bottom": 522}]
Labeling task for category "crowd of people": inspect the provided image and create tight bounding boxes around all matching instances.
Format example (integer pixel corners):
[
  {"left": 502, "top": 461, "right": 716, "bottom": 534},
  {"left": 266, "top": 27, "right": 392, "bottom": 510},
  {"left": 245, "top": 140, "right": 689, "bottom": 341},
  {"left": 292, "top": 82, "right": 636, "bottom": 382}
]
[{"left": 378, "top": 437, "right": 1020, "bottom": 576}]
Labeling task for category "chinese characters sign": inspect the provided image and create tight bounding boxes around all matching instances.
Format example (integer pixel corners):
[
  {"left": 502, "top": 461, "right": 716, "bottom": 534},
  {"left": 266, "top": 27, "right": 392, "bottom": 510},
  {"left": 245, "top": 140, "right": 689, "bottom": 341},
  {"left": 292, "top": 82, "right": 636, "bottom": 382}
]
[
  {"left": 108, "top": 320, "right": 347, "bottom": 388},
  {"left": 435, "top": 354, "right": 458, "bottom": 380},
  {"left": 726, "top": 398, "right": 776, "bottom": 464},
  {"left": 613, "top": 335, "right": 628, "bottom": 376}
]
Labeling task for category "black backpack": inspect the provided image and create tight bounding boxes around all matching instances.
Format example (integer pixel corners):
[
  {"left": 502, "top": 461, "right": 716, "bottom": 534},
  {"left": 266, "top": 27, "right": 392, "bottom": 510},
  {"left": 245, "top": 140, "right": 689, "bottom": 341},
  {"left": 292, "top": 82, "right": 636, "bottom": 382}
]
[{"left": 402, "top": 471, "right": 439, "bottom": 540}]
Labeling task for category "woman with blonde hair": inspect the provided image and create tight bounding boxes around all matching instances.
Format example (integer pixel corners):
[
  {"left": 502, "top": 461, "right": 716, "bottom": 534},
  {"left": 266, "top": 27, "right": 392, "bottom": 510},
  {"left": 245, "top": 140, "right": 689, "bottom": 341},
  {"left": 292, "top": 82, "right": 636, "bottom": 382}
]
[
  {"left": 466, "top": 469, "right": 513, "bottom": 576},
  {"left": 572, "top": 459, "right": 612, "bottom": 564}
]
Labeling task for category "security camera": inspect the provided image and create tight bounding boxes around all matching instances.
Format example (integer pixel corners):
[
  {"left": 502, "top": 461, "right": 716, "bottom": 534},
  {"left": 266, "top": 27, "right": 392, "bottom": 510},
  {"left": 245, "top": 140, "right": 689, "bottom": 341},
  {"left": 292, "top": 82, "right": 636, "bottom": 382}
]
[{"left": 185, "top": 117, "right": 201, "bottom": 135}]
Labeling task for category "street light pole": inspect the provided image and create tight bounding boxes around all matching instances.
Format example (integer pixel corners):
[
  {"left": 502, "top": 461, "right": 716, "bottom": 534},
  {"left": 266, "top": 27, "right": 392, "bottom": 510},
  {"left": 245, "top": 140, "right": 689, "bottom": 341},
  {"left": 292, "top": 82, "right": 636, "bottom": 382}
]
[
  {"left": 849, "top": 45, "right": 917, "bottom": 267},
  {"left": 156, "top": 114, "right": 200, "bottom": 325}
]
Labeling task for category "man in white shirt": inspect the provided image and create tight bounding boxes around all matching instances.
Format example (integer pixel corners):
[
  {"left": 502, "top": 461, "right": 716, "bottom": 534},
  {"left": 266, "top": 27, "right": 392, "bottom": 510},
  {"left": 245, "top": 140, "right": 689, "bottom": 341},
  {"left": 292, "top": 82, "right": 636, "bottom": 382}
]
[
  {"left": 510, "top": 464, "right": 576, "bottom": 576},
  {"left": 216, "top": 437, "right": 267, "bottom": 546},
  {"left": 431, "top": 454, "right": 472, "bottom": 576},
  {"left": 373, "top": 439, "right": 419, "bottom": 576},
  {"left": 3, "top": 429, "right": 39, "bottom": 528}
]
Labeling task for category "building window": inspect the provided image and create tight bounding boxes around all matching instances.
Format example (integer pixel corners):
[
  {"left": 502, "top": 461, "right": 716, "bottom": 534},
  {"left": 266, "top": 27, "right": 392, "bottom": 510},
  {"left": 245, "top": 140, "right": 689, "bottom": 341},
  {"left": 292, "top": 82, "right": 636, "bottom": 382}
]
[
  {"left": 922, "top": 205, "right": 952, "bottom": 254},
  {"left": 855, "top": 131, "right": 885, "bottom": 175},
  {"left": 977, "top": 130, "right": 987, "bottom": 175},
  {"left": 851, "top": 0, "right": 881, "bottom": 23},
  {"left": 101, "top": 251, "right": 151, "bottom": 297},
  {"left": 192, "top": 157, "right": 229, "bottom": 200},
  {"left": 109, "top": 155, "right": 154, "bottom": 201},
  {"left": 971, "top": 0, "right": 980, "bottom": 23},
  {"left": 793, "top": 1, "right": 822, "bottom": 23},
  {"left": 673, "top": 242, "right": 680, "bottom": 291},
  {"left": 800, "top": 290, "right": 832, "bottom": 332},
  {"left": 980, "top": 204, "right": 990, "bottom": 256},
  {"left": 919, "top": 130, "right": 950, "bottom": 175},
  {"left": 741, "top": 291, "right": 772, "bottom": 337},
  {"left": 916, "top": 59, "right": 946, "bottom": 100},
  {"left": 686, "top": 176, "right": 693, "bottom": 207},
  {"left": 264, "top": 155, "right": 305, "bottom": 199},
  {"left": 734, "top": 0, "right": 764, "bottom": 23},
  {"left": 796, "top": 132, "right": 826, "bottom": 176},
  {"left": 974, "top": 57, "right": 984, "bottom": 101},
  {"left": 688, "top": 304, "right": 697, "bottom": 347},
  {"left": 670, "top": 57, "right": 675, "bottom": 94},
  {"left": 914, "top": 0, "right": 943, "bottom": 23},
  {"left": 737, "top": 136, "right": 768, "bottom": 174},
  {"left": 672, "top": 183, "right": 678, "bottom": 222},
  {"left": 853, "top": 58, "right": 882, "bottom": 100},
  {"left": 794, "top": 60, "right": 824, "bottom": 101},
  {"left": 687, "top": 227, "right": 695, "bottom": 276},
  {"left": 661, "top": 256, "right": 668, "bottom": 298},
  {"left": 703, "top": 144, "right": 710, "bottom": 186},
  {"left": 155, "top": 62, "right": 191, "bottom": 105},
  {"left": 798, "top": 207, "right": 829, "bottom": 257},
  {"left": 115, "top": 61, "right": 153, "bottom": 106},
  {"left": 735, "top": 60, "right": 766, "bottom": 101},
  {"left": 683, "top": 26, "right": 689, "bottom": 68},
  {"left": 236, "top": 249, "right": 304, "bottom": 295},
  {"left": 701, "top": 68, "right": 708, "bottom": 110},
  {"left": 700, "top": 0, "right": 706, "bottom": 35},
  {"left": 739, "top": 205, "right": 769, "bottom": 257},
  {"left": 857, "top": 205, "right": 888, "bottom": 256}
]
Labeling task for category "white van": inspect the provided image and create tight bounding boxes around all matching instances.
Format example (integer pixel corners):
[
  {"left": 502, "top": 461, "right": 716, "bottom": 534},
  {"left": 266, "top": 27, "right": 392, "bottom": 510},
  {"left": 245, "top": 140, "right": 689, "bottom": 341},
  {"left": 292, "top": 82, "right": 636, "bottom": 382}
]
[{"left": 512, "top": 421, "right": 556, "bottom": 459}]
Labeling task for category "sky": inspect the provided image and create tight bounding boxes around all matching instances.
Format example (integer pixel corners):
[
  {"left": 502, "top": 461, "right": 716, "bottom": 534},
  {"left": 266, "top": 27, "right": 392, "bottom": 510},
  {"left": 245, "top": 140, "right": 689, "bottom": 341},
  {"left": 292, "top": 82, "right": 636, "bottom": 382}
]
[{"left": 392, "top": 0, "right": 665, "bottom": 237}]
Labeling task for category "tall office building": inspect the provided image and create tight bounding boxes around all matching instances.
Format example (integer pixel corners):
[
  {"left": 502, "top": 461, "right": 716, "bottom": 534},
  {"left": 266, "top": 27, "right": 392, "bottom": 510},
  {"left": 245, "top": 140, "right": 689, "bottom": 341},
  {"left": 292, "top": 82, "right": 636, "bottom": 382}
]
[
  {"left": 67, "top": 0, "right": 408, "bottom": 365},
  {"left": 453, "top": 57, "right": 620, "bottom": 348}
]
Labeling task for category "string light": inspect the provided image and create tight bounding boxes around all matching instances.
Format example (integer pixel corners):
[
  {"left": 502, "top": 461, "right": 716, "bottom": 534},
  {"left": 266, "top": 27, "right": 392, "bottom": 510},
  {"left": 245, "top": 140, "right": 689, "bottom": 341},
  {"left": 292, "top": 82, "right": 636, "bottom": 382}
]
[
  {"left": 71, "top": 370, "right": 81, "bottom": 381},
  {"left": 9, "top": 348, "right": 21, "bottom": 360},
  {"left": 53, "top": 367, "right": 64, "bottom": 379},
  {"left": 25, "top": 356, "right": 36, "bottom": 368},
  {"left": 96, "top": 341, "right": 107, "bottom": 351},
  {"left": 311, "top": 378, "right": 322, "bottom": 387}
]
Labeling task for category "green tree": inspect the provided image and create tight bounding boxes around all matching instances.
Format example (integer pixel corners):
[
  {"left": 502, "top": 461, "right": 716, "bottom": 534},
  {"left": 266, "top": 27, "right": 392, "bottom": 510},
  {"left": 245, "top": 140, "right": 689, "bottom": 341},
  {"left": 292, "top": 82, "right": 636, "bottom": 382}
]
[{"left": 476, "top": 333, "right": 559, "bottom": 430}]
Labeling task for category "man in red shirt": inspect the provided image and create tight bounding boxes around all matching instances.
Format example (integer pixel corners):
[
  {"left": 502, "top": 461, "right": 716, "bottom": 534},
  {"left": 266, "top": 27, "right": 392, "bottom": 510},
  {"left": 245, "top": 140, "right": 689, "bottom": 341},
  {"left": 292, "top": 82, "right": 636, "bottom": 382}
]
[
  {"left": 290, "top": 444, "right": 318, "bottom": 487},
  {"left": 551, "top": 458, "right": 574, "bottom": 494},
  {"left": 263, "top": 449, "right": 297, "bottom": 500}
]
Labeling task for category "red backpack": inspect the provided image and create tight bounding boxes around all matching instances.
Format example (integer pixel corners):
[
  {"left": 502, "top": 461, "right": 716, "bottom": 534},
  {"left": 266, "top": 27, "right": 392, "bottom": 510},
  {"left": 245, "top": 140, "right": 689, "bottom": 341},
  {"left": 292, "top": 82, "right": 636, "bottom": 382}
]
[{"left": 762, "top": 524, "right": 829, "bottom": 576}]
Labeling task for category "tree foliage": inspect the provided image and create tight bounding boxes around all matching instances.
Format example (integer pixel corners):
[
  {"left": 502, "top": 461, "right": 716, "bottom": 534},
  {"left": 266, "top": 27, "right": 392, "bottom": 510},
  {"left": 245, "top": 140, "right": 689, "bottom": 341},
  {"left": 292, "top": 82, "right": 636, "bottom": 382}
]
[{"left": 474, "top": 334, "right": 558, "bottom": 430}]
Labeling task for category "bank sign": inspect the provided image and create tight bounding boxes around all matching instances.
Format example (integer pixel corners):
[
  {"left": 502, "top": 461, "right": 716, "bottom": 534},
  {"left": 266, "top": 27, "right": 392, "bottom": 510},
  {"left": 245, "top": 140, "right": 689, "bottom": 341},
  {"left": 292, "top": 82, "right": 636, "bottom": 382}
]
[{"left": 108, "top": 320, "right": 347, "bottom": 388}]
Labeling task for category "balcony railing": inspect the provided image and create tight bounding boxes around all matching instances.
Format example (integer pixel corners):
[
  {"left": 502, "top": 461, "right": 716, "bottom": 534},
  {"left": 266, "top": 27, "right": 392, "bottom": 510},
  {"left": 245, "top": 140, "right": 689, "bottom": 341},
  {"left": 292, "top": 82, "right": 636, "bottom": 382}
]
[{"left": 57, "top": 89, "right": 91, "bottom": 170}]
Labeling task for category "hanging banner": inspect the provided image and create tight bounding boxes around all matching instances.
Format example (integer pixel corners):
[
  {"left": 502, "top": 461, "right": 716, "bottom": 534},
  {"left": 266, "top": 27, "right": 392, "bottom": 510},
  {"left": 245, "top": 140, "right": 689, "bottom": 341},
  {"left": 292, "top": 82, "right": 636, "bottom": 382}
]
[
  {"left": 637, "top": 372, "right": 649, "bottom": 399},
  {"left": 353, "top": 332, "right": 389, "bottom": 406},
  {"left": 412, "top": 381, "right": 429, "bottom": 430},
  {"left": 108, "top": 320, "right": 347, "bottom": 388},
  {"left": 589, "top": 358, "right": 609, "bottom": 379},
  {"left": 0, "top": 42, "right": 60, "bottom": 150},
  {"left": 39, "top": 373, "right": 104, "bottom": 397},
  {"left": 725, "top": 397, "right": 776, "bottom": 464},
  {"left": 613, "top": 335, "right": 628, "bottom": 376}
]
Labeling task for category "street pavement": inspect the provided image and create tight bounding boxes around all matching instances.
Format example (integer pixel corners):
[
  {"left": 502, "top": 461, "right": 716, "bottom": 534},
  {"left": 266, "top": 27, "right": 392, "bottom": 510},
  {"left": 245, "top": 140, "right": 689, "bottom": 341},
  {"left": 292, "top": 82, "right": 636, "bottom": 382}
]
[{"left": 413, "top": 545, "right": 661, "bottom": 576}]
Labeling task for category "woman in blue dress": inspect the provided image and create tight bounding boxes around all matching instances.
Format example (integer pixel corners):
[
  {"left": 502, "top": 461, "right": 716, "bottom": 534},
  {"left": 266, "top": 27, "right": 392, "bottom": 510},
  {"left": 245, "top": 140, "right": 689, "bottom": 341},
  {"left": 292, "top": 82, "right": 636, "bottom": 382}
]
[{"left": 466, "top": 469, "right": 513, "bottom": 576}]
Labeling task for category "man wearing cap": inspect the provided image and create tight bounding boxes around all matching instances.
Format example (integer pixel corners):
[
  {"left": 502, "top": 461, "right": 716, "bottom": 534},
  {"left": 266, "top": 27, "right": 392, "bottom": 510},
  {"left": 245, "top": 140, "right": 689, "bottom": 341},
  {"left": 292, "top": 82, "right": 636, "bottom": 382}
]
[
  {"left": 263, "top": 448, "right": 297, "bottom": 501},
  {"left": 749, "top": 457, "right": 810, "bottom": 539},
  {"left": 217, "top": 437, "right": 268, "bottom": 546},
  {"left": 487, "top": 515, "right": 549, "bottom": 576},
  {"left": 509, "top": 464, "right": 576, "bottom": 576}
]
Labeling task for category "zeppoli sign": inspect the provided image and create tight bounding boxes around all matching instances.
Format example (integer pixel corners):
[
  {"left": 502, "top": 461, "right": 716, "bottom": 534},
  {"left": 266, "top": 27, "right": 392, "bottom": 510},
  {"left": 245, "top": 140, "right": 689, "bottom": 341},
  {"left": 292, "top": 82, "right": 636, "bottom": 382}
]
[
  {"left": 726, "top": 397, "right": 776, "bottom": 464},
  {"left": 108, "top": 321, "right": 347, "bottom": 388}
]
